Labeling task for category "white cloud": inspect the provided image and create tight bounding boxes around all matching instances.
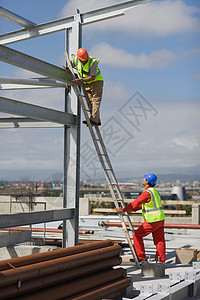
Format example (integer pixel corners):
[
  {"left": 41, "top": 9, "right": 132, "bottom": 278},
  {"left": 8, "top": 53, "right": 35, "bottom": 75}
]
[
  {"left": 90, "top": 42, "right": 176, "bottom": 68},
  {"left": 171, "top": 136, "right": 199, "bottom": 151},
  {"left": 81, "top": 93, "right": 200, "bottom": 178},
  {"left": 0, "top": 96, "right": 199, "bottom": 179},
  {"left": 99, "top": 99, "right": 200, "bottom": 171},
  {"left": 60, "top": 0, "right": 116, "bottom": 17},
  {"left": 60, "top": 0, "right": 200, "bottom": 37}
]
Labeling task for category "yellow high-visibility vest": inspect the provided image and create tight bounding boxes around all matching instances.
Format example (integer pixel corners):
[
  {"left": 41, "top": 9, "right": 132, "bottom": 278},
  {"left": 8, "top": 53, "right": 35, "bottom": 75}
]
[
  {"left": 142, "top": 188, "right": 165, "bottom": 223},
  {"left": 74, "top": 56, "right": 103, "bottom": 84}
]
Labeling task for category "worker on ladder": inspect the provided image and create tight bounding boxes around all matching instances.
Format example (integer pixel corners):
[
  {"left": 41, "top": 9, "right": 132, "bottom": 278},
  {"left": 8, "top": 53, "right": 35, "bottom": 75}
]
[
  {"left": 71, "top": 48, "right": 104, "bottom": 126},
  {"left": 116, "top": 173, "right": 166, "bottom": 264}
]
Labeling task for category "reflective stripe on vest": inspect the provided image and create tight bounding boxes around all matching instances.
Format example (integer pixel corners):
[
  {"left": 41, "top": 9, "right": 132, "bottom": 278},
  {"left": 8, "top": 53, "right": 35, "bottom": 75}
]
[
  {"left": 74, "top": 56, "right": 103, "bottom": 83},
  {"left": 142, "top": 189, "right": 163, "bottom": 213},
  {"left": 142, "top": 188, "right": 165, "bottom": 223}
]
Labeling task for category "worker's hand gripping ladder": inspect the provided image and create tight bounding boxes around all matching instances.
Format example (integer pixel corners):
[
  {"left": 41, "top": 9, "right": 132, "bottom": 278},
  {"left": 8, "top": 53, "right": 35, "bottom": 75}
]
[{"left": 64, "top": 51, "right": 140, "bottom": 268}]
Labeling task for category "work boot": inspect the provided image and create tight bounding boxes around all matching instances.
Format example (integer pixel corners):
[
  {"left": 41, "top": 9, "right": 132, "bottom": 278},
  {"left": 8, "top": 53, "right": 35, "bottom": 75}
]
[
  {"left": 90, "top": 120, "right": 101, "bottom": 126},
  {"left": 138, "top": 259, "right": 148, "bottom": 266}
]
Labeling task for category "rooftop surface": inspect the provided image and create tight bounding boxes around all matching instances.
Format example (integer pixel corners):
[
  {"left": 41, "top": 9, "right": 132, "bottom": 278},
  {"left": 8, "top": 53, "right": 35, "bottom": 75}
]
[
  {"left": 120, "top": 228, "right": 200, "bottom": 299},
  {"left": 78, "top": 216, "right": 200, "bottom": 299}
]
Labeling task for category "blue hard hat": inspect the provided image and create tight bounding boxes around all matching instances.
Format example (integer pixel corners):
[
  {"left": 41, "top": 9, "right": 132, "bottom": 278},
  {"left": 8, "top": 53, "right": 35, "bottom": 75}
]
[{"left": 144, "top": 173, "right": 157, "bottom": 186}]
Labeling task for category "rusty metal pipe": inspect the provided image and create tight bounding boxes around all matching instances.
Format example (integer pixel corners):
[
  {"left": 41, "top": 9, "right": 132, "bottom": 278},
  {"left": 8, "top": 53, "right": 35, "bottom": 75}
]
[
  {"left": 0, "top": 244, "right": 121, "bottom": 288},
  {"left": 99, "top": 221, "right": 200, "bottom": 230},
  {"left": 0, "top": 256, "right": 122, "bottom": 299},
  {"left": 44, "top": 238, "right": 123, "bottom": 247},
  {"left": 14, "top": 268, "right": 127, "bottom": 300},
  {"left": 0, "top": 239, "right": 113, "bottom": 271},
  {"left": 67, "top": 278, "right": 130, "bottom": 300},
  {"left": 2, "top": 227, "right": 94, "bottom": 234}
]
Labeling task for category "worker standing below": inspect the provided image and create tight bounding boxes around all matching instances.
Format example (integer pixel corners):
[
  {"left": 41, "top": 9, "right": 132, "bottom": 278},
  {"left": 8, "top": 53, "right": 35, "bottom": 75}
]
[
  {"left": 72, "top": 48, "right": 104, "bottom": 126},
  {"left": 116, "top": 173, "right": 166, "bottom": 264}
]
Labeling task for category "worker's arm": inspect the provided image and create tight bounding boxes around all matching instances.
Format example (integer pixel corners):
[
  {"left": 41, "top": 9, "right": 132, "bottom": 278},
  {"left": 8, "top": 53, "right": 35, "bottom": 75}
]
[
  {"left": 116, "top": 191, "right": 151, "bottom": 214},
  {"left": 72, "top": 61, "right": 98, "bottom": 84},
  {"left": 72, "top": 75, "right": 96, "bottom": 84},
  {"left": 63, "top": 66, "right": 95, "bottom": 83}
]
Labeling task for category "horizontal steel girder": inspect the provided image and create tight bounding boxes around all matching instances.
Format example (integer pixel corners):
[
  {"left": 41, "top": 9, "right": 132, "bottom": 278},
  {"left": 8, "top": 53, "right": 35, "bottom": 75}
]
[
  {"left": 0, "top": 117, "right": 64, "bottom": 128},
  {"left": 0, "top": 96, "right": 79, "bottom": 126},
  {"left": 81, "top": 0, "right": 150, "bottom": 24},
  {"left": 0, "top": 77, "right": 66, "bottom": 90},
  {"left": 0, "top": 0, "right": 151, "bottom": 45},
  {"left": 0, "top": 208, "right": 75, "bottom": 228},
  {"left": 0, "top": 84, "right": 62, "bottom": 90},
  {"left": 0, "top": 45, "right": 73, "bottom": 83},
  {"left": 0, "top": 5, "right": 36, "bottom": 28}
]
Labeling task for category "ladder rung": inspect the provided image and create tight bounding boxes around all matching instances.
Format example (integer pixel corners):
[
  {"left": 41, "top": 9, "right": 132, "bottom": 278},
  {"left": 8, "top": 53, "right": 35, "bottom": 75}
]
[{"left": 83, "top": 108, "right": 90, "bottom": 112}]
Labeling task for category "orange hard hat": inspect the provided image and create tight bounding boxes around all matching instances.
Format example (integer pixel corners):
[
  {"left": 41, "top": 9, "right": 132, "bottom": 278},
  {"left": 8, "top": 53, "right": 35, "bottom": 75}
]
[{"left": 77, "top": 48, "right": 89, "bottom": 61}]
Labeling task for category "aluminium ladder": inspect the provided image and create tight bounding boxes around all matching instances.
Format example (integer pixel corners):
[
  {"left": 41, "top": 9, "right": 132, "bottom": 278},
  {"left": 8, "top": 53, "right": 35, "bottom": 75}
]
[{"left": 64, "top": 51, "right": 140, "bottom": 268}]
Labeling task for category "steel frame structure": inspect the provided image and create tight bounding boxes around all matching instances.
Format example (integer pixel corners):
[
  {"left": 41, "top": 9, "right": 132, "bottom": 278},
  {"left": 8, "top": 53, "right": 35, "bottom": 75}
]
[{"left": 0, "top": 0, "right": 150, "bottom": 248}]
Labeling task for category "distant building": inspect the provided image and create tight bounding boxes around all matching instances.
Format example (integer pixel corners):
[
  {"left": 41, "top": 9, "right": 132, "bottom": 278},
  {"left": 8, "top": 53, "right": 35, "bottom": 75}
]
[{"left": 171, "top": 186, "right": 187, "bottom": 201}]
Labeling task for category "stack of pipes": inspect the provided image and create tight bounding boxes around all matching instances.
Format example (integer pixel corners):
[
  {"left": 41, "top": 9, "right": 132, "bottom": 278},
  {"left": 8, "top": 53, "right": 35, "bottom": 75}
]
[{"left": 0, "top": 239, "right": 130, "bottom": 299}]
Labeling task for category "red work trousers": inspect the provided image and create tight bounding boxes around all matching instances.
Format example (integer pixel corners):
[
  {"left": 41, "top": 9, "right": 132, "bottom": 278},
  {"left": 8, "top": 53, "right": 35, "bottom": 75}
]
[{"left": 133, "top": 220, "right": 166, "bottom": 262}]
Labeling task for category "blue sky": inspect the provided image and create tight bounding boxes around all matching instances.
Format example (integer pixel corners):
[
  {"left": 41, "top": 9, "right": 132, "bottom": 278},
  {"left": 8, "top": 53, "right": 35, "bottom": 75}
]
[{"left": 0, "top": 0, "right": 200, "bottom": 181}]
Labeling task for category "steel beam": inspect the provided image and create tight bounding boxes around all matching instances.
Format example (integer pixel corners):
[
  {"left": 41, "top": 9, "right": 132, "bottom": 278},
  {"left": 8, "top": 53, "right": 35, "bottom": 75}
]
[
  {"left": 0, "top": 84, "right": 59, "bottom": 90},
  {"left": 0, "top": 0, "right": 151, "bottom": 45},
  {"left": 0, "top": 16, "right": 74, "bottom": 45},
  {"left": 0, "top": 77, "right": 66, "bottom": 90},
  {"left": 81, "top": 0, "right": 151, "bottom": 25},
  {"left": 0, "top": 208, "right": 75, "bottom": 228},
  {"left": 0, "top": 6, "right": 36, "bottom": 28},
  {"left": 0, "top": 96, "right": 78, "bottom": 126},
  {"left": 0, "top": 117, "right": 64, "bottom": 128},
  {"left": 0, "top": 45, "right": 73, "bottom": 83},
  {"left": 62, "top": 17, "right": 81, "bottom": 248}
]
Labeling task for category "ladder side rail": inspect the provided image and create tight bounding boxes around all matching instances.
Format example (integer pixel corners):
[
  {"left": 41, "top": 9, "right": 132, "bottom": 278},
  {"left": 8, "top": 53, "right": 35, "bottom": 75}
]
[
  {"left": 76, "top": 91, "right": 139, "bottom": 266},
  {"left": 75, "top": 87, "right": 139, "bottom": 265},
  {"left": 95, "top": 127, "right": 135, "bottom": 232},
  {"left": 101, "top": 174, "right": 139, "bottom": 264},
  {"left": 95, "top": 127, "right": 126, "bottom": 201}
]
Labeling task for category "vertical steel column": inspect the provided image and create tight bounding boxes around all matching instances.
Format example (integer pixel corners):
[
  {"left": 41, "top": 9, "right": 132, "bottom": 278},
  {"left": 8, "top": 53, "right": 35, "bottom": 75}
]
[{"left": 63, "top": 11, "right": 82, "bottom": 247}]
